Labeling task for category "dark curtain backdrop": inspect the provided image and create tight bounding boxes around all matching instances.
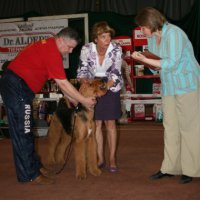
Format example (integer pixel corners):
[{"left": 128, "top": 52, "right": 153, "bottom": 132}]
[
  {"left": 100, "top": 0, "right": 195, "bottom": 20},
  {"left": 0, "top": 0, "right": 199, "bottom": 78},
  {"left": 0, "top": 0, "right": 196, "bottom": 20},
  {"left": 176, "top": 1, "right": 200, "bottom": 68}
]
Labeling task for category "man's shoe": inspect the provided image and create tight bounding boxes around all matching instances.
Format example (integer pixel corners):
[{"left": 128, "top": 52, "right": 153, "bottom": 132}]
[
  {"left": 180, "top": 175, "right": 193, "bottom": 184},
  {"left": 150, "top": 171, "right": 174, "bottom": 180},
  {"left": 32, "top": 175, "right": 54, "bottom": 185}
]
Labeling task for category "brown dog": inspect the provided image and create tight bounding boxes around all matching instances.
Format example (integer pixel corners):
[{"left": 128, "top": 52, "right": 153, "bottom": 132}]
[{"left": 43, "top": 79, "right": 110, "bottom": 179}]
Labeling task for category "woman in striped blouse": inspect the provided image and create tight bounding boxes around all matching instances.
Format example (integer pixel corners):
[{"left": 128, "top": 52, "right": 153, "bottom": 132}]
[{"left": 132, "top": 7, "right": 200, "bottom": 184}]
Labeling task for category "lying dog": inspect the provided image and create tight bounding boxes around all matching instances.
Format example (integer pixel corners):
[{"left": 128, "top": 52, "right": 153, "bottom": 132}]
[{"left": 43, "top": 79, "right": 110, "bottom": 179}]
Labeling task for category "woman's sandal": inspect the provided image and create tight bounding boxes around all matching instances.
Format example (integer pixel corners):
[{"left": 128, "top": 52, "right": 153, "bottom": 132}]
[
  {"left": 98, "top": 163, "right": 106, "bottom": 169},
  {"left": 109, "top": 167, "right": 118, "bottom": 173}
]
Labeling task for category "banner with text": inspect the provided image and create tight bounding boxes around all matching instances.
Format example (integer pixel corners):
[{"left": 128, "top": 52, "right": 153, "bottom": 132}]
[{"left": 0, "top": 18, "right": 68, "bottom": 70}]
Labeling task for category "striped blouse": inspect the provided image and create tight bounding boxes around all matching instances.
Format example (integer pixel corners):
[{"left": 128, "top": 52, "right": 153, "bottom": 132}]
[{"left": 148, "top": 22, "right": 200, "bottom": 96}]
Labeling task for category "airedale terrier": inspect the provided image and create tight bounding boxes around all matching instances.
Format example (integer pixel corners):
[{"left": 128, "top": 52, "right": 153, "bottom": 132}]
[{"left": 43, "top": 79, "right": 110, "bottom": 179}]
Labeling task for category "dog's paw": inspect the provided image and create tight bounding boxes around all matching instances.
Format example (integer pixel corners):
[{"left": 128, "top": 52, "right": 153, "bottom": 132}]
[
  {"left": 40, "top": 167, "right": 57, "bottom": 177},
  {"left": 76, "top": 173, "right": 87, "bottom": 180},
  {"left": 90, "top": 168, "right": 102, "bottom": 176},
  {"left": 53, "top": 164, "right": 65, "bottom": 174}
]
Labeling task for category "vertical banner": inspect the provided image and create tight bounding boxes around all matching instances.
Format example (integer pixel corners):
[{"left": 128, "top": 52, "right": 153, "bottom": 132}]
[{"left": 0, "top": 19, "right": 68, "bottom": 70}]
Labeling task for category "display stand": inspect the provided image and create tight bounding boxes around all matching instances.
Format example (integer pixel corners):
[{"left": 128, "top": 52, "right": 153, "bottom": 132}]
[{"left": 130, "top": 27, "right": 162, "bottom": 121}]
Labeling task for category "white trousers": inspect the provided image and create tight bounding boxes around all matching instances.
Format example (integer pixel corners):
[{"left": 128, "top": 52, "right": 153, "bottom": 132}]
[{"left": 161, "top": 89, "right": 200, "bottom": 177}]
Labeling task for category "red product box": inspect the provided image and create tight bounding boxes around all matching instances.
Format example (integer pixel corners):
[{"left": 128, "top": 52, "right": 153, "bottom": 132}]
[
  {"left": 132, "top": 27, "right": 148, "bottom": 47},
  {"left": 132, "top": 104, "right": 145, "bottom": 119}
]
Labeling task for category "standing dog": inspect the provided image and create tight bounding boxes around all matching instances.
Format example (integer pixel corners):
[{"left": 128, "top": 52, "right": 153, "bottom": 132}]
[{"left": 43, "top": 79, "right": 110, "bottom": 179}]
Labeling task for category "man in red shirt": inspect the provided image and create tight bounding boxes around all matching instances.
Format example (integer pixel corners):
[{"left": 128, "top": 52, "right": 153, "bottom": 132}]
[{"left": 0, "top": 27, "right": 96, "bottom": 185}]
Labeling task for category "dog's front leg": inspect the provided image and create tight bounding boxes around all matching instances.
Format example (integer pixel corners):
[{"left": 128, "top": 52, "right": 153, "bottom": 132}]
[
  {"left": 87, "top": 128, "right": 102, "bottom": 176},
  {"left": 74, "top": 136, "right": 87, "bottom": 180}
]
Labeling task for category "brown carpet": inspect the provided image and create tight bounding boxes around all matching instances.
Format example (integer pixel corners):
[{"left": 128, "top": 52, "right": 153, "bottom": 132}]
[{"left": 0, "top": 122, "right": 199, "bottom": 200}]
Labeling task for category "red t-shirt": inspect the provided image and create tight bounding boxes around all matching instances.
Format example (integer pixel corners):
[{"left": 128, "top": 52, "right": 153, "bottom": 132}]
[{"left": 8, "top": 37, "right": 66, "bottom": 93}]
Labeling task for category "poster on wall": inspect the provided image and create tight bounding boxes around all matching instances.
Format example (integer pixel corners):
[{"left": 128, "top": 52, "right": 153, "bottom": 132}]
[{"left": 0, "top": 18, "right": 68, "bottom": 70}]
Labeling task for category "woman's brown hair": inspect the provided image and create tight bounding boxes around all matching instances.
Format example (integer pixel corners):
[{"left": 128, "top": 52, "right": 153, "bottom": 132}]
[
  {"left": 91, "top": 21, "right": 115, "bottom": 43},
  {"left": 135, "top": 7, "right": 166, "bottom": 32}
]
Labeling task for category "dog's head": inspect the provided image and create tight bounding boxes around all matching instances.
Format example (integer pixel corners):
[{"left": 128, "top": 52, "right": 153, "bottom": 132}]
[{"left": 78, "top": 79, "right": 111, "bottom": 97}]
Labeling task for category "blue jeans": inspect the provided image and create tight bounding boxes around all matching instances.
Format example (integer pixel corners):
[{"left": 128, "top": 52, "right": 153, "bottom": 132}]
[{"left": 0, "top": 70, "right": 41, "bottom": 182}]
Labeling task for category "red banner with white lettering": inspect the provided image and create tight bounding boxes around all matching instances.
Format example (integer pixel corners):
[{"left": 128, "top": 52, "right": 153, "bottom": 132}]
[
  {"left": 0, "top": 19, "right": 68, "bottom": 69},
  {"left": 132, "top": 27, "right": 147, "bottom": 46}
]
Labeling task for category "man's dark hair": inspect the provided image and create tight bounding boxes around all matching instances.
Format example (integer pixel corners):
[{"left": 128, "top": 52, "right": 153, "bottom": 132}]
[{"left": 56, "top": 27, "right": 81, "bottom": 44}]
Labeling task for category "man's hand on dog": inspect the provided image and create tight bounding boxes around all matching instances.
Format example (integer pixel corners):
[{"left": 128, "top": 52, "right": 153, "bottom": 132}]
[
  {"left": 65, "top": 95, "right": 78, "bottom": 106},
  {"left": 83, "top": 96, "right": 97, "bottom": 110}
]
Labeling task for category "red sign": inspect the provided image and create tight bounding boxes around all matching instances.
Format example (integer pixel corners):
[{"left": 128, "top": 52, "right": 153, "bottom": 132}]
[
  {"left": 133, "top": 27, "right": 147, "bottom": 46},
  {"left": 112, "top": 36, "right": 133, "bottom": 51}
]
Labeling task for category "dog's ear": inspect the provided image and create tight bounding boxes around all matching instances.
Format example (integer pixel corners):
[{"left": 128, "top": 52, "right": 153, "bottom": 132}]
[{"left": 79, "top": 81, "right": 89, "bottom": 94}]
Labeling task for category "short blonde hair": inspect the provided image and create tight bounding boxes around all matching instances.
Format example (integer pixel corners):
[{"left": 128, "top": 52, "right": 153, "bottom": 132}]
[
  {"left": 135, "top": 7, "right": 166, "bottom": 32},
  {"left": 91, "top": 21, "right": 115, "bottom": 43}
]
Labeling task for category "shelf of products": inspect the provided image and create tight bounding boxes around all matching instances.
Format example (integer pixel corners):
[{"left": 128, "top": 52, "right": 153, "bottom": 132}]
[
  {"left": 129, "top": 55, "right": 162, "bottom": 121},
  {"left": 127, "top": 26, "right": 162, "bottom": 121},
  {"left": 112, "top": 34, "right": 162, "bottom": 122},
  {"left": 132, "top": 74, "right": 160, "bottom": 79}
]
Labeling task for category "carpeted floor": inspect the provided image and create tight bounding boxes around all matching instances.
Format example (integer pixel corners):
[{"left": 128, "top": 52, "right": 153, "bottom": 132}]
[{"left": 0, "top": 121, "right": 199, "bottom": 200}]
